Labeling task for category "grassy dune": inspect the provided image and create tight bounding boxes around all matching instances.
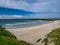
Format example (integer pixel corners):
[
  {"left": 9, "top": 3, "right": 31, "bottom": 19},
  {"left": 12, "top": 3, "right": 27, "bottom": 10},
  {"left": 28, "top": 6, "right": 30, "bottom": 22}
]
[
  {"left": 42, "top": 28, "right": 60, "bottom": 45},
  {"left": 0, "top": 26, "right": 32, "bottom": 45}
]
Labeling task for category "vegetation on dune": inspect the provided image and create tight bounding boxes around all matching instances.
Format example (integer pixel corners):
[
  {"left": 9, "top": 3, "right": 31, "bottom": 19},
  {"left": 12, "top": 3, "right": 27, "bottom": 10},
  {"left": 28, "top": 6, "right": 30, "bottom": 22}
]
[
  {"left": 42, "top": 38, "right": 48, "bottom": 45},
  {"left": 0, "top": 25, "right": 32, "bottom": 45},
  {"left": 42, "top": 28, "right": 60, "bottom": 45},
  {"left": 37, "top": 28, "right": 60, "bottom": 45},
  {"left": 0, "top": 26, "right": 16, "bottom": 39},
  {"left": 36, "top": 38, "right": 41, "bottom": 42}
]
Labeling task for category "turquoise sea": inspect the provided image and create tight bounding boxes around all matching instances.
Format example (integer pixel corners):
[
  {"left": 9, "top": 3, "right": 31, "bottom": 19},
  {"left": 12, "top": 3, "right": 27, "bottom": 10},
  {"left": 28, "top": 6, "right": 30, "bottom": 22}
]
[{"left": 0, "top": 19, "right": 52, "bottom": 29}]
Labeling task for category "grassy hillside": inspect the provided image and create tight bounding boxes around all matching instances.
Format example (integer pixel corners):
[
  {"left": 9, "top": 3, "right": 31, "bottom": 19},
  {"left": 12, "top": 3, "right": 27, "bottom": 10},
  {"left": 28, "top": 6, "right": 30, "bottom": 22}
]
[
  {"left": 42, "top": 28, "right": 60, "bottom": 45},
  {"left": 0, "top": 26, "right": 32, "bottom": 45}
]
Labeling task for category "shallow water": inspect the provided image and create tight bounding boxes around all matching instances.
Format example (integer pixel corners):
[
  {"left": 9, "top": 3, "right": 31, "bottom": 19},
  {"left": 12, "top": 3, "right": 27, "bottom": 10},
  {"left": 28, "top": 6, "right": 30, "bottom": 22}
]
[{"left": 0, "top": 19, "right": 52, "bottom": 29}]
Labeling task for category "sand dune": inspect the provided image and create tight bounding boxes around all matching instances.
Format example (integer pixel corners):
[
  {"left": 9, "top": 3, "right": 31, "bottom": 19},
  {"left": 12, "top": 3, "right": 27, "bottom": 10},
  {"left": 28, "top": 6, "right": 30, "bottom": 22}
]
[{"left": 6, "top": 20, "right": 60, "bottom": 45}]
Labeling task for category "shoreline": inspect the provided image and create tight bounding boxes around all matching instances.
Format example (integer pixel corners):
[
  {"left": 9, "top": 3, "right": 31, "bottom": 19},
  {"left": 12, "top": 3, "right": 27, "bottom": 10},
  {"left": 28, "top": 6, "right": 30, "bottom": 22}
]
[
  {"left": 5, "top": 20, "right": 52, "bottom": 29},
  {"left": 6, "top": 20, "right": 60, "bottom": 45},
  {"left": 6, "top": 21, "right": 53, "bottom": 29}
]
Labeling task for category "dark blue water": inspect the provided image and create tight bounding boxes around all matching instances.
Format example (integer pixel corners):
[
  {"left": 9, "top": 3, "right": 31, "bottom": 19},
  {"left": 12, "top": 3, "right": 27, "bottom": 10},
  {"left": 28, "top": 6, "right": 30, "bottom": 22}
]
[{"left": 0, "top": 19, "right": 52, "bottom": 29}]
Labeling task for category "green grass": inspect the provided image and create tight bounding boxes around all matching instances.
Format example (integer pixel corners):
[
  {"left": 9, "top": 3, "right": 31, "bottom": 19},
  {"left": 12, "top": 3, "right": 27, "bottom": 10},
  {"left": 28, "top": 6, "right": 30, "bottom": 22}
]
[
  {"left": 42, "top": 28, "right": 60, "bottom": 45},
  {"left": 47, "top": 28, "right": 60, "bottom": 45},
  {"left": 0, "top": 26, "right": 16, "bottom": 39},
  {"left": 0, "top": 25, "right": 33, "bottom": 45}
]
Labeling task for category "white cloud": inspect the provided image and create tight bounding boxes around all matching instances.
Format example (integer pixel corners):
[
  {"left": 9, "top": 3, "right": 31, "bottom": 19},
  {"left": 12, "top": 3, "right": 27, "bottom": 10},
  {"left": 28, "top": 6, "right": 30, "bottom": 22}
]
[
  {"left": 0, "top": 0, "right": 29, "bottom": 9},
  {"left": 0, "top": 15, "right": 23, "bottom": 19},
  {"left": 0, "top": 0, "right": 59, "bottom": 12}
]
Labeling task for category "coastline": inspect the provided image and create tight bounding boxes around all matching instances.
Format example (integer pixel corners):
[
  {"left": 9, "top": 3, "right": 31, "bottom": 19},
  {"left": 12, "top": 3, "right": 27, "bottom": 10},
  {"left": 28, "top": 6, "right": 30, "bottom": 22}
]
[{"left": 6, "top": 20, "right": 60, "bottom": 45}]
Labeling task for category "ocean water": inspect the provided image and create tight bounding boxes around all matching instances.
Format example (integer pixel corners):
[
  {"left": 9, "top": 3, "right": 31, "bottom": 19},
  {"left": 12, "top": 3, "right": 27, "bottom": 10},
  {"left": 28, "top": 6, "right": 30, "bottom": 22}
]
[{"left": 0, "top": 19, "right": 52, "bottom": 29}]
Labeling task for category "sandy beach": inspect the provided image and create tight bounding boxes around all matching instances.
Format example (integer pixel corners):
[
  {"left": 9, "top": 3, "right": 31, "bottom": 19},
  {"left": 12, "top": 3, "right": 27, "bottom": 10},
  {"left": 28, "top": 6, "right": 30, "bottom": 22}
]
[{"left": 6, "top": 20, "right": 60, "bottom": 45}]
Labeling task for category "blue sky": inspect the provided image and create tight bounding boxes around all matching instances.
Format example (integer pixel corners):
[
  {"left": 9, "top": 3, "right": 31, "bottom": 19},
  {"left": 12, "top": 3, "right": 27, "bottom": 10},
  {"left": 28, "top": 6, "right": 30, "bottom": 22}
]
[{"left": 0, "top": 0, "right": 60, "bottom": 19}]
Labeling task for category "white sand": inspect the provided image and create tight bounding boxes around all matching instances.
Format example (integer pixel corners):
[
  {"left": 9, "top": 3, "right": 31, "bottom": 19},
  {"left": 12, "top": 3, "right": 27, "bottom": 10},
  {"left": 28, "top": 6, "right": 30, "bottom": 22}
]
[{"left": 6, "top": 20, "right": 60, "bottom": 45}]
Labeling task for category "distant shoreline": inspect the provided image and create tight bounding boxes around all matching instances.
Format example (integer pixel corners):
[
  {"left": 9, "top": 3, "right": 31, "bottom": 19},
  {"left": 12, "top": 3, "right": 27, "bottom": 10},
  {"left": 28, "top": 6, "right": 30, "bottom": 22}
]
[
  {"left": 0, "top": 18, "right": 60, "bottom": 20},
  {"left": 6, "top": 21, "right": 52, "bottom": 29},
  {"left": 0, "top": 19, "right": 53, "bottom": 29}
]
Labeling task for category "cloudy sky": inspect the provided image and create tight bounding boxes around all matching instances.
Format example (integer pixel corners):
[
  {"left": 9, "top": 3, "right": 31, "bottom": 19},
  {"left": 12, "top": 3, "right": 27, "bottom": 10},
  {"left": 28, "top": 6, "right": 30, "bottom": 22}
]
[{"left": 0, "top": 0, "right": 60, "bottom": 19}]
